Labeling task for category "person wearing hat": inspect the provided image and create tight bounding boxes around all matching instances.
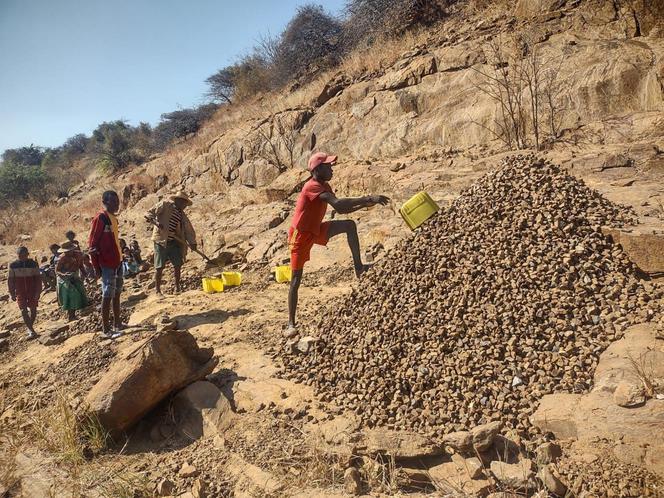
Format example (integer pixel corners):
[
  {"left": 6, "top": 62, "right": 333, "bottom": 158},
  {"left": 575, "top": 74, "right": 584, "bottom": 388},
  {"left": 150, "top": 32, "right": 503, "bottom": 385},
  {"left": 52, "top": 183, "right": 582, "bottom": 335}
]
[
  {"left": 55, "top": 241, "right": 89, "bottom": 321},
  {"left": 8, "top": 246, "right": 42, "bottom": 340},
  {"left": 145, "top": 191, "right": 197, "bottom": 295},
  {"left": 286, "top": 152, "right": 390, "bottom": 333}
]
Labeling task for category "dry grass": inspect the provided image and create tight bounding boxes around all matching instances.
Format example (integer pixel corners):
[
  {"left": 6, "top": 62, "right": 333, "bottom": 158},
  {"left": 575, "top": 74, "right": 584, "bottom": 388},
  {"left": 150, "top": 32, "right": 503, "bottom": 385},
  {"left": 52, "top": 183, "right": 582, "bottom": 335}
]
[
  {"left": 627, "top": 351, "right": 658, "bottom": 398},
  {"left": 27, "top": 391, "right": 109, "bottom": 466}
]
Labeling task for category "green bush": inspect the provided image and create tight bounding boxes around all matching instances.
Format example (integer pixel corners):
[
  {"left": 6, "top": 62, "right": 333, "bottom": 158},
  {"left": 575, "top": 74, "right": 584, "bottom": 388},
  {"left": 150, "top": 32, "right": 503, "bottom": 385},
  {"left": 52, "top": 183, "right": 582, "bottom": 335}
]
[{"left": 0, "top": 161, "right": 48, "bottom": 205}]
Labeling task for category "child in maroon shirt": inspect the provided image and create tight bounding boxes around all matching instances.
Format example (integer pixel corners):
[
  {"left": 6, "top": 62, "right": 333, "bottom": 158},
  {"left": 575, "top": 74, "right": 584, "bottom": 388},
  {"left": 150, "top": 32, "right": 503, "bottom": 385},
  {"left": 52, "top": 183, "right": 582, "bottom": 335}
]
[
  {"left": 8, "top": 246, "right": 42, "bottom": 340},
  {"left": 286, "top": 152, "right": 389, "bottom": 334}
]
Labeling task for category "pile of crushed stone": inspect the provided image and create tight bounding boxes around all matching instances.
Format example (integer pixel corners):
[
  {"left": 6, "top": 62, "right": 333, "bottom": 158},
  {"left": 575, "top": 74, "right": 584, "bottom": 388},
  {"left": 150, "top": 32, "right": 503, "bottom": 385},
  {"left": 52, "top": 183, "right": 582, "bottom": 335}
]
[{"left": 280, "top": 155, "right": 658, "bottom": 436}]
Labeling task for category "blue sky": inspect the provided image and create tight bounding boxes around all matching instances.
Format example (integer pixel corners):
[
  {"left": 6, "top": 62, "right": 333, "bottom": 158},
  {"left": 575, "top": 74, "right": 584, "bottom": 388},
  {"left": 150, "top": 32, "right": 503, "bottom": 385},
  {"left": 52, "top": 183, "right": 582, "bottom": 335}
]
[{"left": 0, "top": 0, "right": 346, "bottom": 154}]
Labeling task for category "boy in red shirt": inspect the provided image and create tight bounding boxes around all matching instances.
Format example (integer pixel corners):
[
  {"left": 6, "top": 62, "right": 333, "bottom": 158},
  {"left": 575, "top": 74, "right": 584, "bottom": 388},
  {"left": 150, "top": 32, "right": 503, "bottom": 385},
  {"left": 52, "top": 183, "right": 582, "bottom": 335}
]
[
  {"left": 287, "top": 152, "right": 389, "bottom": 333},
  {"left": 8, "top": 246, "right": 42, "bottom": 340},
  {"left": 88, "top": 191, "right": 123, "bottom": 339}
]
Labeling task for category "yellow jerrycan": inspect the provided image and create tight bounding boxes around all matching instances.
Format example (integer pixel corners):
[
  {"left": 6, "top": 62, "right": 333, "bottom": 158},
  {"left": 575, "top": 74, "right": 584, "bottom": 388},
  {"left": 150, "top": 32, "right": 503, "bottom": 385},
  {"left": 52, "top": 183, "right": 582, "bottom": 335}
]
[{"left": 399, "top": 192, "right": 439, "bottom": 230}]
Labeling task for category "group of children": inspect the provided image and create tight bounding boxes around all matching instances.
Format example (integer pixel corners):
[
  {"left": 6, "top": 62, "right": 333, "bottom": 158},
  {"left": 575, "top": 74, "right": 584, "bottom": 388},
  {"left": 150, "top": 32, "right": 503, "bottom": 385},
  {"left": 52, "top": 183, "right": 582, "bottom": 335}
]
[
  {"left": 7, "top": 152, "right": 389, "bottom": 341},
  {"left": 8, "top": 224, "right": 147, "bottom": 340}
]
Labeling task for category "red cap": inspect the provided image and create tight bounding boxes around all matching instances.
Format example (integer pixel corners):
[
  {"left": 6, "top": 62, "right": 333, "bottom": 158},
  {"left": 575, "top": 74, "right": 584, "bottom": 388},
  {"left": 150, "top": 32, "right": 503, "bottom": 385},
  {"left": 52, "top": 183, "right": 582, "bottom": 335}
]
[{"left": 308, "top": 152, "right": 337, "bottom": 171}]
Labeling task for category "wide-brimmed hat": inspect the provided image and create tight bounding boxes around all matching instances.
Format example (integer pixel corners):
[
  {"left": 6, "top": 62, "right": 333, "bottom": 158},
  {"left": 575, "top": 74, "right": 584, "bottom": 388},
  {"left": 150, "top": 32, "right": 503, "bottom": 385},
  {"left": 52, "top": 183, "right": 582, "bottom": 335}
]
[
  {"left": 58, "top": 241, "right": 76, "bottom": 253},
  {"left": 170, "top": 191, "right": 192, "bottom": 207}
]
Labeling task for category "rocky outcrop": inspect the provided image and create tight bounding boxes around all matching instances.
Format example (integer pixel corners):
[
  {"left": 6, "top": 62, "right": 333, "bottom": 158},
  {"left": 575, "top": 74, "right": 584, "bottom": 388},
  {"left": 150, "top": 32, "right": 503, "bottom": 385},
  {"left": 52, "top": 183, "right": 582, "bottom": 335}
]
[
  {"left": 85, "top": 330, "right": 217, "bottom": 436},
  {"left": 531, "top": 323, "right": 664, "bottom": 476},
  {"left": 603, "top": 227, "right": 664, "bottom": 276}
]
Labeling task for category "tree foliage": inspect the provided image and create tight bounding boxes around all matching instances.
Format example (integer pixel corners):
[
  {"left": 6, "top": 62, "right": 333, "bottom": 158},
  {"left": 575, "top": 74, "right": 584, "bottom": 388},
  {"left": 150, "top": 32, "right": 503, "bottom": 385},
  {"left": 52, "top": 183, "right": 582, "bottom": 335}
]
[
  {"left": 153, "top": 104, "right": 218, "bottom": 150},
  {"left": 271, "top": 5, "right": 343, "bottom": 86},
  {"left": 2, "top": 145, "right": 45, "bottom": 167},
  {"left": 0, "top": 161, "right": 48, "bottom": 205}
]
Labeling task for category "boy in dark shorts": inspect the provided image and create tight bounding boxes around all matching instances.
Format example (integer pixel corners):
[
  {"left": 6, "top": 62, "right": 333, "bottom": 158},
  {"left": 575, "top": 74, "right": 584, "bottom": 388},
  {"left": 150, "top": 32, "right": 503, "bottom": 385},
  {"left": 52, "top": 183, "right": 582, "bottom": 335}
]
[
  {"left": 287, "top": 152, "right": 389, "bottom": 334},
  {"left": 8, "top": 246, "right": 42, "bottom": 340}
]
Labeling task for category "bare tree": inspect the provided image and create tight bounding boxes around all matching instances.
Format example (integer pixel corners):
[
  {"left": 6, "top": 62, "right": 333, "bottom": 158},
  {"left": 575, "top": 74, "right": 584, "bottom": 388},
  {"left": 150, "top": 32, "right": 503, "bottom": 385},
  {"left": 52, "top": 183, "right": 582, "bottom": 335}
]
[{"left": 470, "top": 35, "right": 567, "bottom": 151}]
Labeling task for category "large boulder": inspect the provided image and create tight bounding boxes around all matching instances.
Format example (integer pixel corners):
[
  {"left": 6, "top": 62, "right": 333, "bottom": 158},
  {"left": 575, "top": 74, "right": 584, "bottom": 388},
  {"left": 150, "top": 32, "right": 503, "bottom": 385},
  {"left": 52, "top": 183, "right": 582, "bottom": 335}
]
[
  {"left": 85, "top": 330, "right": 217, "bottom": 436},
  {"left": 602, "top": 227, "right": 664, "bottom": 276}
]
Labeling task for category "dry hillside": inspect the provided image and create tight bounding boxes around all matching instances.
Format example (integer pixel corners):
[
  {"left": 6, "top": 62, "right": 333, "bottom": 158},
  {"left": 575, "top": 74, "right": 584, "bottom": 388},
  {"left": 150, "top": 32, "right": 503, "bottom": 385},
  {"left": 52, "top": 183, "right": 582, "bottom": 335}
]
[{"left": 1, "top": 0, "right": 664, "bottom": 497}]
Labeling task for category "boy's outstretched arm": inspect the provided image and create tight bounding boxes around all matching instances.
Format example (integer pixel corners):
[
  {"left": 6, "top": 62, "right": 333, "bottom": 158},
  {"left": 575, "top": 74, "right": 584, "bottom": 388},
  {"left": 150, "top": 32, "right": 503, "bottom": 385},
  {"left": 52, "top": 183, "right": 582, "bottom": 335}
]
[{"left": 319, "top": 192, "right": 390, "bottom": 215}]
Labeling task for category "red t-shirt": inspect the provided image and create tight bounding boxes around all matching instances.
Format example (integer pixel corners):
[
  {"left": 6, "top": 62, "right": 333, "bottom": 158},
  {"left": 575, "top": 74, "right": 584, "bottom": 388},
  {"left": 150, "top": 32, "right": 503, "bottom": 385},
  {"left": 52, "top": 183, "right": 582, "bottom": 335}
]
[{"left": 291, "top": 179, "right": 333, "bottom": 234}]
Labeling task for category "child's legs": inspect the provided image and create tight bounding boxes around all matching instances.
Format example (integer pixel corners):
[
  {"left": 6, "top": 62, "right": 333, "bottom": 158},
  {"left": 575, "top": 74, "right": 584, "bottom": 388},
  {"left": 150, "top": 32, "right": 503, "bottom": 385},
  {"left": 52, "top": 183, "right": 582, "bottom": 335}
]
[
  {"left": 326, "top": 220, "right": 363, "bottom": 275},
  {"left": 288, "top": 269, "right": 304, "bottom": 327}
]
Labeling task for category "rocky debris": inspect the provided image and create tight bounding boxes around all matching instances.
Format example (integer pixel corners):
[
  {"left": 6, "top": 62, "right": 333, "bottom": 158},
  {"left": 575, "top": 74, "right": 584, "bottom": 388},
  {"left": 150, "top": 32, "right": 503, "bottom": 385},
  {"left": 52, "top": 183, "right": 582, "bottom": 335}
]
[
  {"left": 45, "top": 339, "right": 117, "bottom": 398},
  {"left": 443, "top": 430, "right": 473, "bottom": 454},
  {"left": 179, "top": 462, "right": 199, "bottom": 478},
  {"left": 556, "top": 443, "right": 664, "bottom": 496},
  {"left": 0, "top": 338, "right": 8, "bottom": 352},
  {"left": 344, "top": 467, "right": 362, "bottom": 495},
  {"left": 490, "top": 458, "right": 535, "bottom": 490},
  {"left": 538, "top": 465, "right": 568, "bottom": 496},
  {"left": 155, "top": 478, "right": 175, "bottom": 496},
  {"left": 535, "top": 442, "right": 562, "bottom": 464},
  {"left": 172, "top": 381, "right": 234, "bottom": 440},
  {"left": 294, "top": 336, "right": 319, "bottom": 354},
  {"left": 38, "top": 334, "right": 66, "bottom": 346},
  {"left": 360, "top": 428, "right": 444, "bottom": 459},
  {"left": 471, "top": 420, "right": 502, "bottom": 452},
  {"left": 0, "top": 330, "right": 10, "bottom": 339},
  {"left": 613, "top": 380, "right": 646, "bottom": 407},
  {"left": 451, "top": 453, "right": 484, "bottom": 480},
  {"left": 191, "top": 478, "right": 206, "bottom": 498},
  {"left": 396, "top": 467, "right": 433, "bottom": 491},
  {"left": 282, "top": 155, "right": 650, "bottom": 435},
  {"left": 429, "top": 459, "right": 492, "bottom": 495},
  {"left": 154, "top": 315, "right": 177, "bottom": 332},
  {"left": 85, "top": 330, "right": 217, "bottom": 436},
  {"left": 125, "top": 291, "right": 148, "bottom": 305}
]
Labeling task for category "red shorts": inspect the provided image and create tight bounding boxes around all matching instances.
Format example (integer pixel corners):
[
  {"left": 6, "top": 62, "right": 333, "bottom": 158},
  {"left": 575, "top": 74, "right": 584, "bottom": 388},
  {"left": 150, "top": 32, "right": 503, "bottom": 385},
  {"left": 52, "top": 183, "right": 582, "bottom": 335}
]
[
  {"left": 289, "top": 223, "right": 330, "bottom": 271},
  {"left": 16, "top": 294, "right": 39, "bottom": 310}
]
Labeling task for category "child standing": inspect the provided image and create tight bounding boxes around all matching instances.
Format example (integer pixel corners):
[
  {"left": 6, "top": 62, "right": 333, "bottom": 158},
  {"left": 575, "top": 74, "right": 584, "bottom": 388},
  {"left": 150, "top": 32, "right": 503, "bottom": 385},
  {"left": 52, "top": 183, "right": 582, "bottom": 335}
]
[
  {"left": 8, "top": 246, "right": 42, "bottom": 340},
  {"left": 55, "top": 241, "right": 89, "bottom": 321}
]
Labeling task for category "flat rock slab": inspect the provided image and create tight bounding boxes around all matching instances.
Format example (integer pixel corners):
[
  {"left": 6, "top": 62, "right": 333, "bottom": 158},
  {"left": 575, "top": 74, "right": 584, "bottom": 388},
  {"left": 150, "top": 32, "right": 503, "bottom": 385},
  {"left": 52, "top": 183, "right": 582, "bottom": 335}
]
[
  {"left": 173, "top": 380, "right": 234, "bottom": 440},
  {"left": 531, "top": 324, "right": 664, "bottom": 477},
  {"left": 603, "top": 227, "right": 664, "bottom": 276},
  {"left": 85, "top": 330, "right": 217, "bottom": 436}
]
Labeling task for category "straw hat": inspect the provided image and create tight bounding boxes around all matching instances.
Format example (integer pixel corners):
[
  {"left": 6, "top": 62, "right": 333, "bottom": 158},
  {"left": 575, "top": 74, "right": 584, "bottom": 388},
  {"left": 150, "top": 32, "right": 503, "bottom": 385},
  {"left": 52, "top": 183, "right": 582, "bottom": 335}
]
[
  {"left": 58, "top": 241, "right": 76, "bottom": 253},
  {"left": 170, "top": 191, "right": 192, "bottom": 207}
]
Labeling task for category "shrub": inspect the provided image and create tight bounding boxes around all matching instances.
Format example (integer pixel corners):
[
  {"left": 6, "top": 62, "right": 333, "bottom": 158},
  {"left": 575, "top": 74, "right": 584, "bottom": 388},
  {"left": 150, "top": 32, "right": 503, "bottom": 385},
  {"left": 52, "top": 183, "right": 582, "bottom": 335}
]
[
  {"left": 205, "top": 67, "right": 236, "bottom": 104},
  {"left": 271, "top": 4, "right": 343, "bottom": 86},
  {"left": 343, "top": 0, "right": 448, "bottom": 48},
  {"left": 0, "top": 161, "right": 48, "bottom": 206},
  {"left": 91, "top": 120, "right": 136, "bottom": 172},
  {"left": 1, "top": 144, "right": 45, "bottom": 167},
  {"left": 153, "top": 104, "right": 218, "bottom": 150}
]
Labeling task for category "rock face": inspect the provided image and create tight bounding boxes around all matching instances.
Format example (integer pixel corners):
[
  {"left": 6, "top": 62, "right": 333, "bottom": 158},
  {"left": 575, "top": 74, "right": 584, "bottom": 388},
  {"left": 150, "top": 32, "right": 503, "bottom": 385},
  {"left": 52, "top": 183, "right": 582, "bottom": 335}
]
[
  {"left": 281, "top": 156, "right": 654, "bottom": 435},
  {"left": 85, "top": 330, "right": 218, "bottom": 436},
  {"left": 173, "top": 380, "right": 234, "bottom": 439},
  {"left": 603, "top": 227, "right": 664, "bottom": 276},
  {"left": 531, "top": 323, "right": 664, "bottom": 476}
]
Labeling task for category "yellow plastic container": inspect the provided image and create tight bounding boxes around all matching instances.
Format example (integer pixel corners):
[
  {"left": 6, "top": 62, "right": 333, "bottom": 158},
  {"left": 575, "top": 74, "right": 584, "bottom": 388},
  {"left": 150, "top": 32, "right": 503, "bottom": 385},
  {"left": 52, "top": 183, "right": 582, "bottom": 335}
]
[
  {"left": 202, "top": 277, "right": 224, "bottom": 293},
  {"left": 222, "top": 271, "right": 242, "bottom": 286},
  {"left": 399, "top": 191, "right": 439, "bottom": 230},
  {"left": 274, "top": 265, "right": 292, "bottom": 283}
]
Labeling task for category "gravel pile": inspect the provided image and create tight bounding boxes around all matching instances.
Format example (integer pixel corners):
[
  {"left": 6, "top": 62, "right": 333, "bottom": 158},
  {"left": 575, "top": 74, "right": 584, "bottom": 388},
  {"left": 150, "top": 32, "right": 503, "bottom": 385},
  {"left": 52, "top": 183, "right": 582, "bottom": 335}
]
[{"left": 281, "top": 155, "right": 657, "bottom": 435}]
